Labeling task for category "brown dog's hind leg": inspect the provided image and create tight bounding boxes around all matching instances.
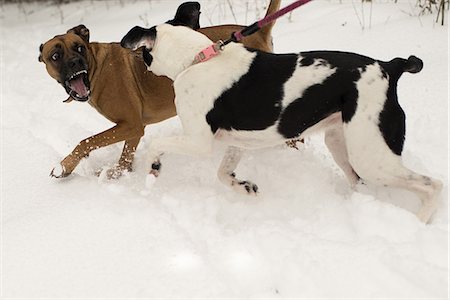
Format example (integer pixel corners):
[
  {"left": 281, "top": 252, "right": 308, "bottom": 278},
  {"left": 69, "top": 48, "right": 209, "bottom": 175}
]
[{"left": 51, "top": 123, "right": 144, "bottom": 178}]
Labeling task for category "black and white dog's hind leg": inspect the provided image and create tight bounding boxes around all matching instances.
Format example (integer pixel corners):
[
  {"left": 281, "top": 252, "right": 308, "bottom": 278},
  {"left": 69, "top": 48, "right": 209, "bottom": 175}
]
[
  {"left": 343, "top": 61, "right": 443, "bottom": 223},
  {"left": 217, "top": 146, "right": 258, "bottom": 195},
  {"left": 349, "top": 152, "right": 443, "bottom": 223},
  {"left": 323, "top": 113, "right": 360, "bottom": 188}
]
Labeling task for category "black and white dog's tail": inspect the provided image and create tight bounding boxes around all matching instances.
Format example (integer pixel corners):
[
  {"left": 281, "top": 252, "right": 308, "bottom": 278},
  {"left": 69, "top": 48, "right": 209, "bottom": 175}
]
[
  {"left": 402, "top": 55, "right": 424, "bottom": 73},
  {"left": 381, "top": 55, "right": 423, "bottom": 82}
]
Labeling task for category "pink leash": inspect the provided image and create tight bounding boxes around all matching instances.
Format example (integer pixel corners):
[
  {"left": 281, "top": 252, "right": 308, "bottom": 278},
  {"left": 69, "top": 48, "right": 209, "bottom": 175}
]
[{"left": 194, "top": 0, "right": 313, "bottom": 64}]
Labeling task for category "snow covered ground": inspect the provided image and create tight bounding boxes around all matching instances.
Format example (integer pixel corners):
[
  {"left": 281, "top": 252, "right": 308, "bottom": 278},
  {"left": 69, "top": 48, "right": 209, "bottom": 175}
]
[{"left": 1, "top": 0, "right": 448, "bottom": 298}]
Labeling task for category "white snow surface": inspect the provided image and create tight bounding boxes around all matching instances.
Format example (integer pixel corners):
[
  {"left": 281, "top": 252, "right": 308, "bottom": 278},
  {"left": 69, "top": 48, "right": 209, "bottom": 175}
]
[{"left": 1, "top": 0, "right": 448, "bottom": 298}]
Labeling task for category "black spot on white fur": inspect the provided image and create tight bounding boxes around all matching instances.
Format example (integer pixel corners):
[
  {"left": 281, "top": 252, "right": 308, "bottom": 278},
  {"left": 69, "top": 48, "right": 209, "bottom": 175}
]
[
  {"left": 143, "top": 47, "right": 153, "bottom": 67},
  {"left": 151, "top": 161, "right": 161, "bottom": 171},
  {"left": 279, "top": 51, "right": 373, "bottom": 138},
  {"left": 206, "top": 51, "right": 297, "bottom": 133},
  {"left": 377, "top": 66, "right": 406, "bottom": 156},
  {"left": 205, "top": 50, "right": 421, "bottom": 155},
  {"left": 238, "top": 180, "right": 258, "bottom": 194}
]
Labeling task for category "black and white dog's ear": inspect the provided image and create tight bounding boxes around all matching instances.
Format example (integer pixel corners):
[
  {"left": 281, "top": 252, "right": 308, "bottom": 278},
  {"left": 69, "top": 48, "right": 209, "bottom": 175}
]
[
  {"left": 67, "top": 24, "right": 90, "bottom": 43},
  {"left": 38, "top": 43, "right": 44, "bottom": 62},
  {"left": 121, "top": 26, "right": 156, "bottom": 51},
  {"left": 167, "top": 1, "right": 201, "bottom": 30}
]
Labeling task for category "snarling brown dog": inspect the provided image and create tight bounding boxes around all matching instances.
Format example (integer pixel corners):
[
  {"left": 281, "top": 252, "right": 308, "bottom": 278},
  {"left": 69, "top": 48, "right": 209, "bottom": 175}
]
[{"left": 39, "top": 1, "right": 281, "bottom": 179}]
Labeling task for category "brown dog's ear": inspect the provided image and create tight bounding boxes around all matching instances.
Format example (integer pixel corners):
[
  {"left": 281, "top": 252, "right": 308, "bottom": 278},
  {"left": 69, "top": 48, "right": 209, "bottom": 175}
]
[
  {"left": 67, "top": 24, "right": 90, "bottom": 43},
  {"left": 167, "top": 2, "right": 201, "bottom": 30},
  {"left": 38, "top": 43, "right": 44, "bottom": 62}
]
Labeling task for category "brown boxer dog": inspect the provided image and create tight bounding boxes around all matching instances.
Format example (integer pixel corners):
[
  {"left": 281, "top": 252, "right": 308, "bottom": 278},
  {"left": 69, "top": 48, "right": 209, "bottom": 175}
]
[{"left": 39, "top": 1, "right": 281, "bottom": 179}]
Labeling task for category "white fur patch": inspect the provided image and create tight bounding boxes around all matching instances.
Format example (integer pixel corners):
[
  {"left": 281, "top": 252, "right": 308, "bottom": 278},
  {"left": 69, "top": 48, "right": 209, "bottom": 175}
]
[
  {"left": 281, "top": 57, "right": 336, "bottom": 109},
  {"left": 343, "top": 63, "right": 399, "bottom": 177},
  {"left": 174, "top": 43, "right": 257, "bottom": 135},
  {"left": 214, "top": 125, "right": 283, "bottom": 149},
  {"left": 149, "top": 24, "right": 214, "bottom": 79}
]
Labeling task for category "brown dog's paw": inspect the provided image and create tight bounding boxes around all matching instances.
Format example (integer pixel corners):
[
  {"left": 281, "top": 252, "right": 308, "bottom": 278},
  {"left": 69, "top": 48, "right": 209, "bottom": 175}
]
[
  {"left": 95, "top": 167, "right": 125, "bottom": 180},
  {"left": 105, "top": 165, "right": 130, "bottom": 180},
  {"left": 106, "top": 168, "right": 122, "bottom": 180},
  {"left": 50, "top": 164, "right": 70, "bottom": 178}
]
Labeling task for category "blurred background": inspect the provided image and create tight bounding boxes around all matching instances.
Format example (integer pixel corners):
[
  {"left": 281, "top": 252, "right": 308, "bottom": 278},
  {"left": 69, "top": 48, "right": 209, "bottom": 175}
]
[{"left": 1, "top": 0, "right": 448, "bottom": 26}]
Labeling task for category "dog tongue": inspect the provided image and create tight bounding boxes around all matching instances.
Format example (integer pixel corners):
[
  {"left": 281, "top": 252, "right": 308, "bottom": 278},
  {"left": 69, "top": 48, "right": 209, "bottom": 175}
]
[{"left": 69, "top": 76, "right": 89, "bottom": 97}]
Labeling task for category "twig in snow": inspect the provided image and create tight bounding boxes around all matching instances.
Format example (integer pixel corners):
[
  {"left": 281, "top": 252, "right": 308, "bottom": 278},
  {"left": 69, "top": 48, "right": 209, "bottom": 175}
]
[
  {"left": 226, "top": 0, "right": 238, "bottom": 23},
  {"left": 57, "top": 3, "right": 64, "bottom": 24},
  {"left": 139, "top": 13, "right": 149, "bottom": 27},
  {"left": 361, "top": 0, "right": 365, "bottom": 29},
  {"left": 351, "top": 0, "right": 365, "bottom": 30},
  {"left": 245, "top": 1, "right": 249, "bottom": 24}
]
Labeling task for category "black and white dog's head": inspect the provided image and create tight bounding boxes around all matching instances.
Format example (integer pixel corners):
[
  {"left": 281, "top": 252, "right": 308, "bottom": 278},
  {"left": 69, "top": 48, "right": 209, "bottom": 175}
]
[
  {"left": 121, "top": 1, "right": 203, "bottom": 75},
  {"left": 122, "top": 23, "right": 212, "bottom": 79},
  {"left": 121, "top": 26, "right": 157, "bottom": 66}
]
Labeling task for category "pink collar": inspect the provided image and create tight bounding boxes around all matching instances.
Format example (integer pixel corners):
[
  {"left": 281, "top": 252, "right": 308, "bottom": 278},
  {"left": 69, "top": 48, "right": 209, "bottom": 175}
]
[{"left": 193, "top": 40, "right": 224, "bottom": 65}]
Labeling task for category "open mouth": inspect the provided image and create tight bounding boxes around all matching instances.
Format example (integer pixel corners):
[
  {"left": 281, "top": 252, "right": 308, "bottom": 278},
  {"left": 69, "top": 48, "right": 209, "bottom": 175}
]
[{"left": 64, "top": 70, "right": 91, "bottom": 102}]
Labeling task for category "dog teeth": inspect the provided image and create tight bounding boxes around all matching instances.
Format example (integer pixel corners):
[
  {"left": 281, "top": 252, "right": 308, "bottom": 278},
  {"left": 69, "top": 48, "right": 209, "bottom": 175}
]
[
  {"left": 68, "top": 70, "right": 87, "bottom": 80},
  {"left": 74, "top": 90, "right": 90, "bottom": 99}
]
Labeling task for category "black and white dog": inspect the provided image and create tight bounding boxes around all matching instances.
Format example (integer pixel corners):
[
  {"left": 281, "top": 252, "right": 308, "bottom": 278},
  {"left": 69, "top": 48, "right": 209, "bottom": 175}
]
[{"left": 121, "top": 24, "right": 442, "bottom": 223}]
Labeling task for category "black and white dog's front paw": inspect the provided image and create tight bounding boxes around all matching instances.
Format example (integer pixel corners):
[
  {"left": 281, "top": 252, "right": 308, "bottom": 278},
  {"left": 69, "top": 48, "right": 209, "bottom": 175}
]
[
  {"left": 150, "top": 160, "right": 161, "bottom": 177},
  {"left": 235, "top": 180, "right": 259, "bottom": 196},
  {"left": 145, "top": 161, "right": 161, "bottom": 189},
  {"left": 230, "top": 173, "right": 258, "bottom": 196}
]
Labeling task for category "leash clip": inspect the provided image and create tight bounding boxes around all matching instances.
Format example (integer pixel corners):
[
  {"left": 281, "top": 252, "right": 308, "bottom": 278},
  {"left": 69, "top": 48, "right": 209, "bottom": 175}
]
[{"left": 193, "top": 40, "right": 225, "bottom": 64}]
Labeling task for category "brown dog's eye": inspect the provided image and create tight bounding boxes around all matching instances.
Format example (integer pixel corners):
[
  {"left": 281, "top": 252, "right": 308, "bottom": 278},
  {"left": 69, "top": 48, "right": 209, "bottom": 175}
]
[
  {"left": 77, "top": 45, "right": 84, "bottom": 53},
  {"left": 51, "top": 52, "right": 60, "bottom": 61}
]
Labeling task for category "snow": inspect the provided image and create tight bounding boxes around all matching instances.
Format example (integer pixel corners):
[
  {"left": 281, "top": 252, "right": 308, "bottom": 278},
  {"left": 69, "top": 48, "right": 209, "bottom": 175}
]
[{"left": 1, "top": 0, "right": 448, "bottom": 298}]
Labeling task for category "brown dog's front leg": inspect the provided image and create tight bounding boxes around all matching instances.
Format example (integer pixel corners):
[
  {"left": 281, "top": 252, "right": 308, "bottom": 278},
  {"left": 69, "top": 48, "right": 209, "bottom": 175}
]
[
  {"left": 104, "top": 136, "right": 142, "bottom": 179},
  {"left": 50, "top": 123, "right": 144, "bottom": 178}
]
